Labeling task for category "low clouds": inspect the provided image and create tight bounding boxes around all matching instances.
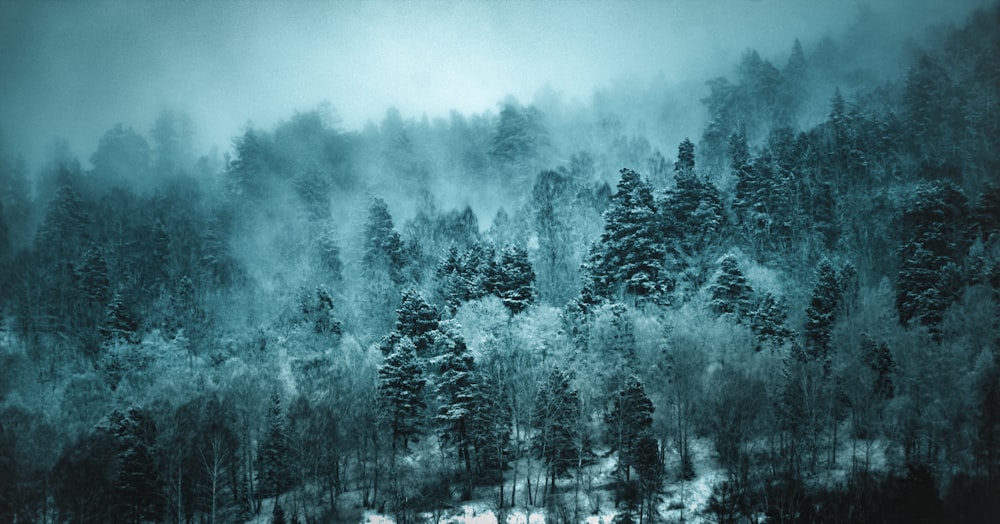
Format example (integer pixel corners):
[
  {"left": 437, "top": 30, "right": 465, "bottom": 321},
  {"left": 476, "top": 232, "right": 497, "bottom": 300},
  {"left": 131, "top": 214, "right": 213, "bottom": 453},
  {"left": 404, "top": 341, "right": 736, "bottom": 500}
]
[{"left": 0, "top": 0, "right": 985, "bottom": 168}]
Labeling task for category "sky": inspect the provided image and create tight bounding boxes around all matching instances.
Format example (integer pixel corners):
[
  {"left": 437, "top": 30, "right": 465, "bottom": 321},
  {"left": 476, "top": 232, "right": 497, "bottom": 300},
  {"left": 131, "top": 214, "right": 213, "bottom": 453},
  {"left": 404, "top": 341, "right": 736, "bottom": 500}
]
[{"left": 0, "top": 0, "right": 988, "bottom": 169}]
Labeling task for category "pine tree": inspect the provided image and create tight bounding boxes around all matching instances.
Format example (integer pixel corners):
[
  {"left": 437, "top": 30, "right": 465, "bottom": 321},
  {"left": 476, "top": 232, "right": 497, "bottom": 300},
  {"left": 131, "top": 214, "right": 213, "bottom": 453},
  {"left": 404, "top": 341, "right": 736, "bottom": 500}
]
[
  {"left": 378, "top": 337, "right": 427, "bottom": 450},
  {"left": 587, "top": 168, "right": 670, "bottom": 302},
  {"left": 750, "top": 293, "right": 794, "bottom": 351},
  {"left": 896, "top": 181, "right": 970, "bottom": 334},
  {"left": 435, "top": 245, "right": 466, "bottom": 314},
  {"left": 258, "top": 391, "right": 293, "bottom": 499},
  {"left": 102, "top": 294, "right": 139, "bottom": 343},
  {"left": 605, "top": 375, "right": 655, "bottom": 483},
  {"left": 391, "top": 288, "right": 439, "bottom": 356},
  {"left": 434, "top": 321, "right": 479, "bottom": 479},
  {"left": 107, "top": 406, "right": 162, "bottom": 524},
  {"left": 363, "top": 197, "right": 407, "bottom": 286},
  {"left": 709, "top": 254, "right": 755, "bottom": 321},
  {"left": 804, "top": 258, "right": 842, "bottom": 366},
  {"left": 495, "top": 244, "right": 536, "bottom": 315}
]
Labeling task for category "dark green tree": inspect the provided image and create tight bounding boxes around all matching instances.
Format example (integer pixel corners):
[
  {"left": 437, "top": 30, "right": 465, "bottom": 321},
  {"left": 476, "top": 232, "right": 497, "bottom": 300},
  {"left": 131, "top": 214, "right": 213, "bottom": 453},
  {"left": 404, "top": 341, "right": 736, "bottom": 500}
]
[
  {"left": 605, "top": 375, "right": 655, "bottom": 483},
  {"left": 586, "top": 168, "right": 670, "bottom": 302},
  {"left": 804, "top": 258, "right": 842, "bottom": 365},
  {"left": 378, "top": 337, "right": 427, "bottom": 451},
  {"left": 896, "top": 181, "right": 970, "bottom": 334},
  {"left": 363, "top": 197, "right": 407, "bottom": 286},
  {"left": 434, "top": 321, "right": 479, "bottom": 493},
  {"left": 709, "top": 254, "right": 754, "bottom": 321},
  {"left": 495, "top": 244, "right": 536, "bottom": 315},
  {"left": 258, "top": 391, "right": 294, "bottom": 499},
  {"left": 107, "top": 406, "right": 162, "bottom": 524}
]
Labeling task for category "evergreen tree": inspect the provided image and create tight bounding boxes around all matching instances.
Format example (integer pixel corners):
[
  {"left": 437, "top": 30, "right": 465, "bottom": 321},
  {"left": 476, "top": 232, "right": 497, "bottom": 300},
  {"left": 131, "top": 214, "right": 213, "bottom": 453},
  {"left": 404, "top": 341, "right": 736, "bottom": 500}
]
[
  {"left": 587, "top": 168, "right": 670, "bottom": 302},
  {"left": 378, "top": 337, "right": 427, "bottom": 450},
  {"left": 435, "top": 245, "right": 465, "bottom": 315},
  {"left": 299, "top": 285, "right": 341, "bottom": 336},
  {"left": 605, "top": 375, "right": 655, "bottom": 483},
  {"left": 106, "top": 406, "right": 162, "bottom": 524},
  {"left": 258, "top": 391, "right": 293, "bottom": 499},
  {"left": 101, "top": 294, "right": 139, "bottom": 343},
  {"left": 363, "top": 197, "right": 407, "bottom": 286},
  {"left": 709, "top": 254, "right": 754, "bottom": 321},
  {"left": 389, "top": 288, "right": 439, "bottom": 357},
  {"left": 896, "top": 181, "right": 970, "bottom": 334},
  {"left": 750, "top": 293, "right": 794, "bottom": 351},
  {"left": 495, "top": 244, "right": 536, "bottom": 315},
  {"left": 804, "top": 258, "right": 842, "bottom": 365},
  {"left": 434, "top": 321, "right": 478, "bottom": 478}
]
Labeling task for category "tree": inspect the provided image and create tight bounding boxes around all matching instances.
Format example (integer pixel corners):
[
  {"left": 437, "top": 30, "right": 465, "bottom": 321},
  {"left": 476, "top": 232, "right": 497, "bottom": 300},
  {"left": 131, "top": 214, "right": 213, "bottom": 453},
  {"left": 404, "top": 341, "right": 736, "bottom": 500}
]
[
  {"left": 533, "top": 366, "right": 581, "bottom": 492},
  {"left": 605, "top": 374, "right": 655, "bottom": 484},
  {"left": 709, "top": 254, "right": 755, "bottom": 321},
  {"left": 380, "top": 288, "right": 439, "bottom": 357},
  {"left": 378, "top": 337, "right": 427, "bottom": 451},
  {"left": 90, "top": 124, "right": 151, "bottom": 192},
  {"left": 106, "top": 406, "right": 163, "bottom": 524},
  {"left": 298, "top": 285, "right": 342, "bottom": 336},
  {"left": 495, "top": 244, "right": 536, "bottom": 315},
  {"left": 434, "top": 321, "right": 479, "bottom": 493},
  {"left": 586, "top": 168, "right": 670, "bottom": 303},
  {"left": 258, "top": 391, "right": 293, "bottom": 499},
  {"left": 363, "top": 197, "right": 407, "bottom": 286},
  {"left": 750, "top": 293, "right": 794, "bottom": 351},
  {"left": 804, "top": 258, "right": 842, "bottom": 365},
  {"left": 896, "top": 181, "right": 970, "bottom": 334}
]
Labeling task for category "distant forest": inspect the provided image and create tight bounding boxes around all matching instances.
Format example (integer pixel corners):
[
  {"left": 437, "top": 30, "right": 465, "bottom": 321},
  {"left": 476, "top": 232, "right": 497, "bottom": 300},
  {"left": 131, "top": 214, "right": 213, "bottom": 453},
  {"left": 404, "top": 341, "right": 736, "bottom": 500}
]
[{"left": 1, "top": 4, "right": 1000, "bottom": 524}]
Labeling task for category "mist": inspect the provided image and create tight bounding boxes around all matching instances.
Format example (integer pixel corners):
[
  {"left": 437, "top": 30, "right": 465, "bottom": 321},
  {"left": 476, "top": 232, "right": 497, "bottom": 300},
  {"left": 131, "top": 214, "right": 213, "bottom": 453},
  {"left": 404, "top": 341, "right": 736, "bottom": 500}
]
[{"left": 0, "top": 0, "right": 984, "bottom": 169}]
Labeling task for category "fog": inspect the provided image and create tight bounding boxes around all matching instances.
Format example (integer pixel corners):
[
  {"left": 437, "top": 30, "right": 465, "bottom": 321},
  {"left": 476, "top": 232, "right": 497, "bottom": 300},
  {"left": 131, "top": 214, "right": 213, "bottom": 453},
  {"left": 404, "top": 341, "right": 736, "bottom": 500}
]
[{"left": 0, "top": 0, "right": 986, "bottom": 169}]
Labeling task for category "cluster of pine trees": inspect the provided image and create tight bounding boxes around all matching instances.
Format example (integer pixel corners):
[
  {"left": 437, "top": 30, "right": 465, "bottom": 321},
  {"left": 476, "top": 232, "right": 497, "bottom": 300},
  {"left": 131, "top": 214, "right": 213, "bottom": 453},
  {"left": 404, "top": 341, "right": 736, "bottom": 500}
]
[{"left": 2, "top": 3, "right": 1000, "bottom": 523}]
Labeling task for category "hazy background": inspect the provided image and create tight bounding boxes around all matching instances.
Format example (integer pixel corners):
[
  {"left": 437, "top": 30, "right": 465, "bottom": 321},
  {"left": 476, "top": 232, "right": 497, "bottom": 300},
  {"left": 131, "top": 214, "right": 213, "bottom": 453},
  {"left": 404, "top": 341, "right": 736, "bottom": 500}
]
[{"left": 0, "top": 0, "right": 987, "bottom": 169}]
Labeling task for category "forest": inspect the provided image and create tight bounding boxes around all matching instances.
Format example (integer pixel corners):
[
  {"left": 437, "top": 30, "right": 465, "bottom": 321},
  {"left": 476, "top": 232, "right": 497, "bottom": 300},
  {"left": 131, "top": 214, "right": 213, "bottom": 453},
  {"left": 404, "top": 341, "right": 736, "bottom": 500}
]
[{"left": 1, "top": 2, "right": 1000, "bottom": 523}]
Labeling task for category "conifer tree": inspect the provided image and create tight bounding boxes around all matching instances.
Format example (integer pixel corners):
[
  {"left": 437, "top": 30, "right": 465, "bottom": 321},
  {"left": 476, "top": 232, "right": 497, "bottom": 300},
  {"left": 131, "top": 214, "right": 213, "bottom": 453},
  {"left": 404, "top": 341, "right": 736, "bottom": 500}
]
[
  {"left": 495, "top": 244, "right": 536, "bottom": 315},
  {"left": 586, "top": 168, "right": 670, "bottom": 302},
  {"left": 896, "top": 181, "right": 970, "bottom": 334},
  {"left": 393, "top": 288, "right": 439, "bottom": 356},
  {"left": 605, "top": 375, "right": 655, "bottom": 483},
  {"left": 107, "top": 406, "right": 162, "bottom": 524},
  {"left": 805, "top": 258, "right": 842, "bottom": 366},
  {"left": 258, "top": 391, "right": 293, "bottom": 499},
  {"left": 434, "top": 321, "right": 479, "bottom": 479},
  {"left": 750, "top": 293, "right": 794, "bottom": 351},
  {"left": 709, "top": 254, "right": 754, "bottom": 321},
  {"left": 378, "top": 337, "right": 427, "bottom": 451},
  {"left": 364, "top": 197, "right": 407, "bottom": 286}
]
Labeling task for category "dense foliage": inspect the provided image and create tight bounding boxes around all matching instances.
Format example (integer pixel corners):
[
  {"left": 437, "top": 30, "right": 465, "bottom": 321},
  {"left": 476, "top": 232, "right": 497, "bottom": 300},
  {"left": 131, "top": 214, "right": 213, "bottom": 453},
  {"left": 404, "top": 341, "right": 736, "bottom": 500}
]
[{"left": 2, "top": 4, "right": 1000, "bottom": 523}]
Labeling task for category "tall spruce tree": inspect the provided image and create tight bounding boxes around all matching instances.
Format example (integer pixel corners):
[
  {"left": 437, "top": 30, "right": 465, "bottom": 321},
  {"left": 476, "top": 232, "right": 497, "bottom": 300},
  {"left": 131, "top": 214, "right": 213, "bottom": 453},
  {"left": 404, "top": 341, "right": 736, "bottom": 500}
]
[
  {"left": 258, "top": 391, "right": 293, "bottom": 499},
  {"left": 495, "top": 244, "right": 536, "bottom": 315},
  {"left": 364, "top": 197, "right": 407, "bottom": 286},
  {"left": 896, "top": 181, "right": 970, "bottom": 335},
  {"left": 605, "top": 375, "right": 655, "bottom": 483},
  {"left": 805, "top": 258, "right": 842, "bottom": 365},
  {"left": 709, "top": 254, "right": 755, "bottom": 321},
  {"left": 587, "top": 168, "right": 670, "bottom": 303},
  {"left": 378, "top": 337, "right": 427, "bottom": 451},
  {"left": 434, "top": 321, "right": 480, "bottom": 489}
]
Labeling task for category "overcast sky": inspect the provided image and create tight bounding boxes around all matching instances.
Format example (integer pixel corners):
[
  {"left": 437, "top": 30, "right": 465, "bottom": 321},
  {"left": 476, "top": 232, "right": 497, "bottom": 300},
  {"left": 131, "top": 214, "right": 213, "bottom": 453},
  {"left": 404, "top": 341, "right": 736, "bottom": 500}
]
[{"left": 0, "top": 0, "right": 987, "bottom": 169}]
